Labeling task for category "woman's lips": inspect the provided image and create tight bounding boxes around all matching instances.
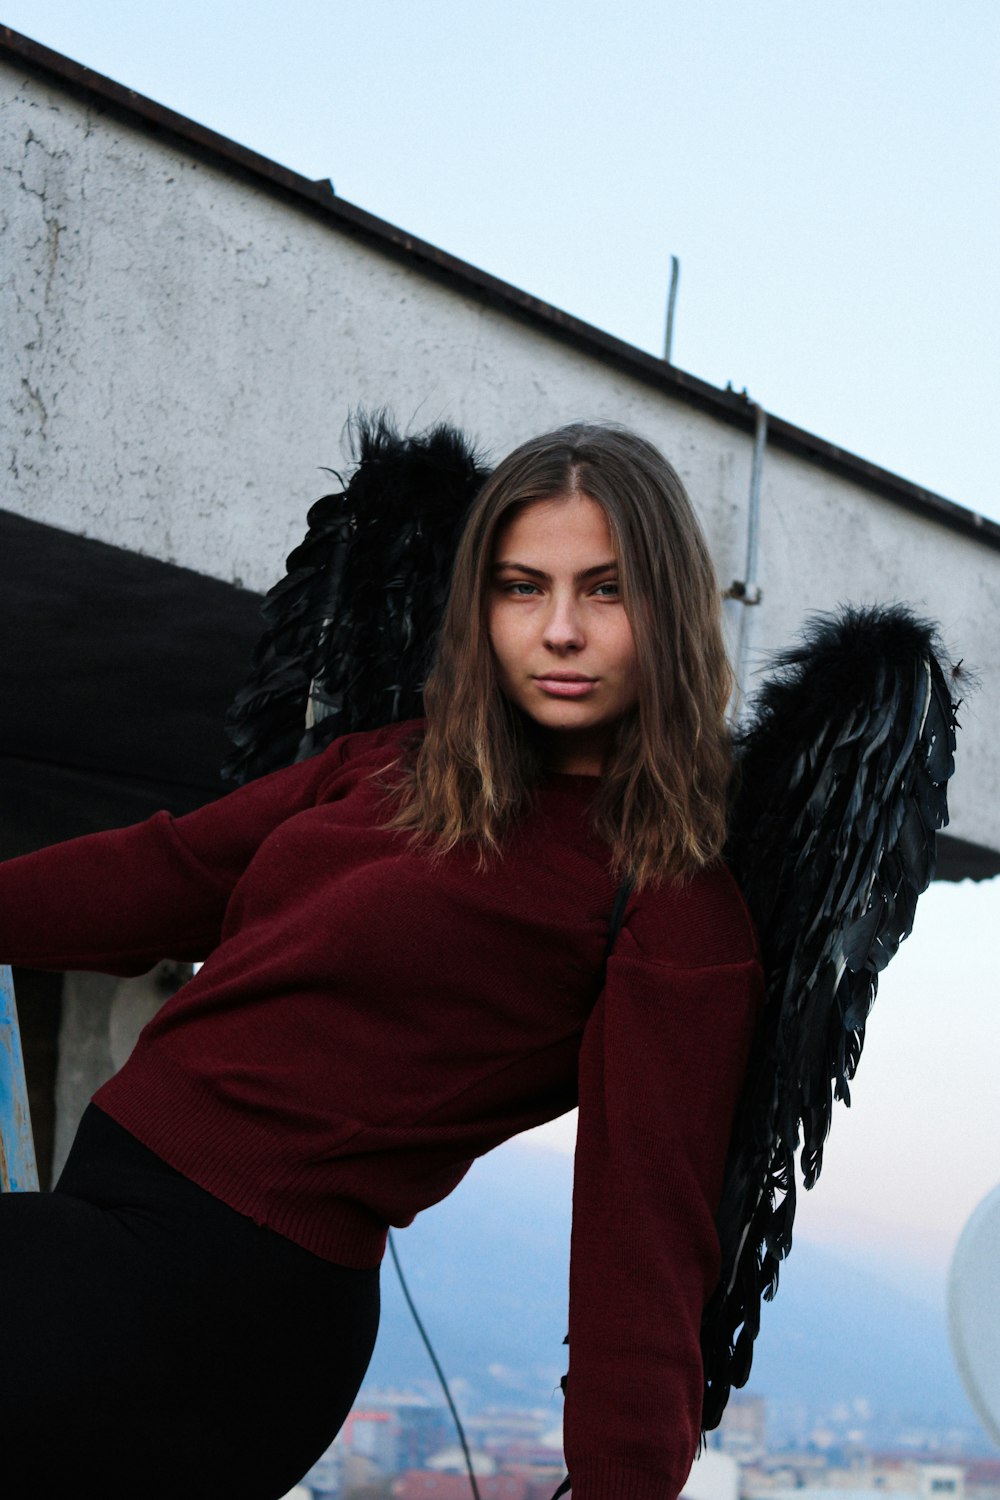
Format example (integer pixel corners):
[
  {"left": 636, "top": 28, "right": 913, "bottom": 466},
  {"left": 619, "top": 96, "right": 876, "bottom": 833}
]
[{"left": 532, "top": 675, "right": 599, "bottom": 698}]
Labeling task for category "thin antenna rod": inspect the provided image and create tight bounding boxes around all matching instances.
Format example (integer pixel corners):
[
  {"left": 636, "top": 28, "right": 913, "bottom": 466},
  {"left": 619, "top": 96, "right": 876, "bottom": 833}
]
[
  {"left": 387, "top": 1231, "right": 482, "bottom": 1500},
  {"left": 663, "top": 254, "right": 681, "bottom": 363}
]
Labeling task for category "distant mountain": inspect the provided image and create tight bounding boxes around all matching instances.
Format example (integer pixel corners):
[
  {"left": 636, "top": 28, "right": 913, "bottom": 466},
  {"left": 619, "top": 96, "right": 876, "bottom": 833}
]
[
  {"left": 747, "top": 1236, "right": 968, "bottom": 1428},
  {"left": 366, "top": 1139, "right": 574, "bottom": 1411},
  {"left": 362, "top": 1139, "right": 975, "bottom": 1432}
]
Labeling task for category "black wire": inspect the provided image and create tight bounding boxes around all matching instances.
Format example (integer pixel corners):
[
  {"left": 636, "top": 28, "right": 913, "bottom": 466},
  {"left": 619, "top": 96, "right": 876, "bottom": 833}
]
[{"left": 387, "top": 1230, "right": 482, "bottom": 1500}]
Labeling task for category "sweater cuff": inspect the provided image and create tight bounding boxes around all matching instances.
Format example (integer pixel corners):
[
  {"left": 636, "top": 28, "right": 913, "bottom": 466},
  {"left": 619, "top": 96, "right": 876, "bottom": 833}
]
[{"left": 568, "top": 1456, "right": 687, "bottom": 1500}]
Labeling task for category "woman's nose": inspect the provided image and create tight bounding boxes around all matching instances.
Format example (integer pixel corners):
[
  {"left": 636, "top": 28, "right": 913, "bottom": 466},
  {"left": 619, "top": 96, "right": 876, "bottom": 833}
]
[{"left": 542, "top": 594, "right": 586, "bottom": 651}]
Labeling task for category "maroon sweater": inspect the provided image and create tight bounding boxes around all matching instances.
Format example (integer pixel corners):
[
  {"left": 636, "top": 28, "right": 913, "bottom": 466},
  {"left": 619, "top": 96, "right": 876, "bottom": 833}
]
[{"left": 0, "top": 723, "right": 763, "bottom": 1500}]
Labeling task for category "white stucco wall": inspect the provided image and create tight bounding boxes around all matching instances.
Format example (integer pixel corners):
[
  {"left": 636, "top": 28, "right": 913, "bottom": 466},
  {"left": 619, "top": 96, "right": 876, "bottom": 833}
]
[{"left": 3, "top": 56, "right": 997, "bottom": 850}]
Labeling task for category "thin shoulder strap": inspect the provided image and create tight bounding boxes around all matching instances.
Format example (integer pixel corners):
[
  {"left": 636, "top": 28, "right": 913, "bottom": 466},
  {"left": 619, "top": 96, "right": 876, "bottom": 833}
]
[{"left": 603, "top": 873, "right": 635, "bottom": 966}]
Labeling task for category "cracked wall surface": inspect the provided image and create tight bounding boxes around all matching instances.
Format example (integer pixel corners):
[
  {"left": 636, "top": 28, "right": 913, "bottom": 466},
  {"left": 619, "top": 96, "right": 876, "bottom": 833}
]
[{"left": 2, "top": 58, "right": 998, "bottom": 850}]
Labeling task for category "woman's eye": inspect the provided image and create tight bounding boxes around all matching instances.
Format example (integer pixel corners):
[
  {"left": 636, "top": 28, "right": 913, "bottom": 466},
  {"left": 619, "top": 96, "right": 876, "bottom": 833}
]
[
  {"left": 593, "top": 581, "right": 621, "bottom": 598},
  {"left": 506, "top": 581, "right": 540, "bottom": 596}
]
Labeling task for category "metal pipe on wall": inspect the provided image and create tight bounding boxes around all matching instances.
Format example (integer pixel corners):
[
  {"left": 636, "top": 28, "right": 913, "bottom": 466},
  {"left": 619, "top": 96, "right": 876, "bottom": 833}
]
[{"left": 733, "top": 403, "right": 768, "bottom": 707}]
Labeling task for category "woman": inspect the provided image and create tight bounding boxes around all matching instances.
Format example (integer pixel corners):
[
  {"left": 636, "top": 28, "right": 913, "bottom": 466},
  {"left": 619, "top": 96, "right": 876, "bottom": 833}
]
[{"left": 0, "top": 424, "right": 763, "bottom": 1499}]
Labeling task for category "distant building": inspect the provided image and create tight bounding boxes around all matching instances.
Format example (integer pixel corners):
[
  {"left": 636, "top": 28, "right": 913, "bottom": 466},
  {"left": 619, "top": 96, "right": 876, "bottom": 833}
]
[
  {"left": 393, "top": 1475, "right": 550, "bottom": 1500},
  {"left": 427, "top": 1446, "right": 496, "bottom": 1476},
  {"left": 759, "top": 1471, "right": 965, "bottom": 1500},
  {"left": 345, "top": 1410, "right": 402, "bottom": 1475},
  {"left": 681, "top": 1448, "right": 741, "bottom": 1500},
  {"left": 360, "top": 1391, "right": 451, "bottom": 1472},
  {"left": 919, "top": 1468, "right": 965, "bottom": 1500},
  {"left": 717, "top": 1393, "right": 768, "bottom": 1463},
  {"left": 964, "top": 1462, "right": 1000, "bottom": 1500}
]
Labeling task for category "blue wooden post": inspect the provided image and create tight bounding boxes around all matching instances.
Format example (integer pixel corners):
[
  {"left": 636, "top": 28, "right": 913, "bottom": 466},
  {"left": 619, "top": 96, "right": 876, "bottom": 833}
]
[{"left": 0, "top": 964, "right": 39, "bottom": 1191}]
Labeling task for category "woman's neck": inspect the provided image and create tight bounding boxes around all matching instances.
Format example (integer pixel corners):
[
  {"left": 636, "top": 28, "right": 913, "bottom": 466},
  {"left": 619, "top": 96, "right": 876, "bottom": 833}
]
[{"left": 536, "top": 727, "right": 609, "bottom": 777}]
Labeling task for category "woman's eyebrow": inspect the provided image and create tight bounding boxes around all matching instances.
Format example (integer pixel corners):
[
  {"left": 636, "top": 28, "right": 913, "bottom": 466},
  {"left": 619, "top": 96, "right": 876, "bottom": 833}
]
[{"left": 492, "top": 560, "right": 618, "bottom": 582}]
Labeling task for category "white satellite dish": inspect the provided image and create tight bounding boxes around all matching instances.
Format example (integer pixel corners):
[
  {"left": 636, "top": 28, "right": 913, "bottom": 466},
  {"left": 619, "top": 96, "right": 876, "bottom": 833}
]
[{"left": 947, "top": 1182, "right": 1000, "bottom": 1448}]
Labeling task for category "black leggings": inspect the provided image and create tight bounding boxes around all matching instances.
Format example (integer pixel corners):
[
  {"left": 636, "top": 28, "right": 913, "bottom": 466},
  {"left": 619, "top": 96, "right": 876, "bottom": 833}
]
[{"left": 0, "top": 1105, "right": 381, "bottom": 1499}]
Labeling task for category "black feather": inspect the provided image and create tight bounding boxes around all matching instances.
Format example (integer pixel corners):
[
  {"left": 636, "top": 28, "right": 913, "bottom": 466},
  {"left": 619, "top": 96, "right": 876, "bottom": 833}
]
[
  {"left": 700, "top": 605, "right": 959, "bottom": 1431},
  {"left": 223, "top": 413, "right": 491, "bottom": 784}
]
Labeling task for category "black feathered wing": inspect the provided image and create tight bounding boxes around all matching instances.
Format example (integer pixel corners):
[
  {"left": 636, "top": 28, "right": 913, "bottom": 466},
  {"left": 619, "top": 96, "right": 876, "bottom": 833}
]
[
  {"left": 700, "top": 606, "right": 959, "bottom": 1430},
  {"left": 223, "top": 413, "right": 491, "bottom": 785}
]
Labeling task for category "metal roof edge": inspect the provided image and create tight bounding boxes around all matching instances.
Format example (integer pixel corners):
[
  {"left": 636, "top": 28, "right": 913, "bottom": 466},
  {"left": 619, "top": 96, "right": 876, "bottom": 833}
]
[
  {"left": 4, "top": 23, "right": 997, "bottom": 554},
  {"left": 936, "top": 833, "right": 1000, "bottom": 884}
]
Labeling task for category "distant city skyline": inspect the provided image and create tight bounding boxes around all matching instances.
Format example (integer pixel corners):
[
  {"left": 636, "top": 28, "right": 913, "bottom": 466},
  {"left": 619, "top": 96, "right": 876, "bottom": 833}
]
[{"left": 316, "top": 1379, "right": 997, "bottom": 1497}]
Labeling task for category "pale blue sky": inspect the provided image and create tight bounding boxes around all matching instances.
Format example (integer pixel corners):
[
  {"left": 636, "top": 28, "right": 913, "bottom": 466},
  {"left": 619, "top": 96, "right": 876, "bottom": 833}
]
[{"left": 6, "top": 1, "right": 1000, "bottom": 1310}]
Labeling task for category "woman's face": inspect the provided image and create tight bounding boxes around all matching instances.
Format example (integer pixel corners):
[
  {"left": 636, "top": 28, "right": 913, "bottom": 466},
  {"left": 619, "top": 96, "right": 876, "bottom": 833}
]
[{"left": 487, "top": 492, "right": 639, "bottom": 775}]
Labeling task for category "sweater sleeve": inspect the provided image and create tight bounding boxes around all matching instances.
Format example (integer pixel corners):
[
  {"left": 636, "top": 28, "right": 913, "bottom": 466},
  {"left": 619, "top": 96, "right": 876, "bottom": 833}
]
[
  {"left": 564, "top": 938, "right": 763, "bottom": 1500},
  {"left": 0, "top": 739, "right": 354, "bottom": 976}
]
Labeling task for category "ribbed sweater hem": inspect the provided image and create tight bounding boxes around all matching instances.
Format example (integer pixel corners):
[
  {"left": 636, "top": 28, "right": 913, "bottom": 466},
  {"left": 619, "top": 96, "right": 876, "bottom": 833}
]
[
  {"left": 568, "top": 1456, "right": 686, "bottom": 1500},
  {"left": 94, "top": 1048, "right": 389, "bottom": 1269}
]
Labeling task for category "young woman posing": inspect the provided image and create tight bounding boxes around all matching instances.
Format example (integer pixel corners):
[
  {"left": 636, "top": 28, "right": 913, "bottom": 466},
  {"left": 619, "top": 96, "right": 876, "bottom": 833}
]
[{"left": 0, "top": 425, "right": 763, "bottom": 1499}]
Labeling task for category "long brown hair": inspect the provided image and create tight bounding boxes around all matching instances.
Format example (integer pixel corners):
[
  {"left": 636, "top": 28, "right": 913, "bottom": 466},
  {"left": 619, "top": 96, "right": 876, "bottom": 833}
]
[{"left": 388, "top": 423, "right": 733, "bottom": 887}]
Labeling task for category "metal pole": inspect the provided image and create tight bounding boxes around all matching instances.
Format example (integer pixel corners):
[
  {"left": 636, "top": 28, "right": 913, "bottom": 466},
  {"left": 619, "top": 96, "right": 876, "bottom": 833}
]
[
  {"left": 663, "top": 255, "right": 680, "bottom": 364},
  {"left": 0, "top": 964, "right": 39, "bottom": 1191},
  {"left": 734, "top": 403, "right": 768, "bottom": 705}
]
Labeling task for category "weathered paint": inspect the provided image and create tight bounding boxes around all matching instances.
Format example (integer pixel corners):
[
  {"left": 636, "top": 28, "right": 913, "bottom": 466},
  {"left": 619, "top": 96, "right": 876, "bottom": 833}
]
[{"left": 0, "top": 965, "right": 39, "bottom": 1192}]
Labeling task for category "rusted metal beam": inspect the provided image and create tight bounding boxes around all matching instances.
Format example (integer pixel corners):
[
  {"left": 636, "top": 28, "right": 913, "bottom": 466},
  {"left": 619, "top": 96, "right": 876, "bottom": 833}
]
[{"left": 0, "top": 964, "right": 39, "bottom": 1192}]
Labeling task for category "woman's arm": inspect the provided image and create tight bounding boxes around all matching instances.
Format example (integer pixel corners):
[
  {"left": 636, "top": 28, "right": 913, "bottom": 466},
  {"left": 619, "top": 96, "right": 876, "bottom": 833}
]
[
  {"left": 565, "top": 937, "right": 763, "bottom": 1500},
  {"left": 0, "top": 737, "right": 353, "bottom": 975}
]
